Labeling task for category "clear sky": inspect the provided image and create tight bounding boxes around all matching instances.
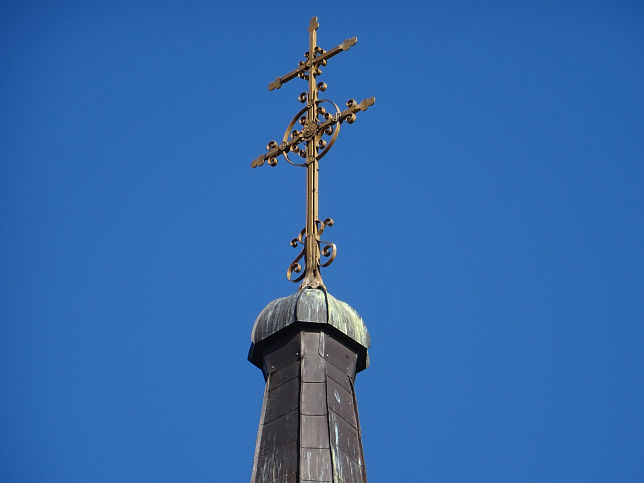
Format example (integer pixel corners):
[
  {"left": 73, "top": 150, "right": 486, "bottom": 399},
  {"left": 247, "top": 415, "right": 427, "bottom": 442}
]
[{"left": 2, "top": 1, "right": 643, "bottom": 481}]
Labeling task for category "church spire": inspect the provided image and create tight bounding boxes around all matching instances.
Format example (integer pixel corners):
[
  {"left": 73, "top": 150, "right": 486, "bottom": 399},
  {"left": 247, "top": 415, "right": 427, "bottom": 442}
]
[{"left": 248, "top": 17, "right": 373, "bottom": 482}]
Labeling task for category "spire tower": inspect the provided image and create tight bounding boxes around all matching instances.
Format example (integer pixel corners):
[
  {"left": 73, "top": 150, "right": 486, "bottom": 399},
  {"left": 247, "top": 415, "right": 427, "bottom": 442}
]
[{"left": 248, "top": 17, "right": 374, "bottom": 482}]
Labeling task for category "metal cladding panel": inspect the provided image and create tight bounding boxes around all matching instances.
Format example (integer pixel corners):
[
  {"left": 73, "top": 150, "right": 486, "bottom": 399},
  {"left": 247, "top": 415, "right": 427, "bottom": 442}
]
[
  {"left": 301, "top": 331, "right": 321, "bottom": 357},
  {"left": 326, "top": 376, "right": 357, "bottom": 429},
  {"left": 301, "top": 357, "right": 326, "bottom": 383},
  {"left": 301, "top": 382, "right": 327, "bottom": 416},
  {"left": 331, "top": 443, "right": 365, "bottom": 483},
  {"left": 301, "top": 414, "right": 330, "bottom": 449},
  {"left": 328, "top": 411, "right": 362, "bottom": 465},
  {"left": 255, "top": 441, "right": 298, "bottom": 482},
  {"left": 269, "top": 360, "right": 301, "bottom": 389},
  {"left": 324, "top": 361, "right": 353, "bottom": 393},
  {"left": 259, "top": 409, "right": 299, "bottom": 454},
  {"left": 321, "top": 333, "right": 358, "bottom": 378},
  {"left": 265, "top": 377, "right": 300, "bottom": 423},
  {"left": 264, "top": 333, "right": 301, "bottom": 375},
  {"left": 300, "top": 448, "right": 333, "bottom": 482}
]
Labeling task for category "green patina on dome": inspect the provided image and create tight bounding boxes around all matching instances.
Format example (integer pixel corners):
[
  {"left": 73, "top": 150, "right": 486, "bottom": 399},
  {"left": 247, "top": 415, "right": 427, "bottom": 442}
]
[{"left": 251, "top": 288, "right": 370, "bottom": 350}]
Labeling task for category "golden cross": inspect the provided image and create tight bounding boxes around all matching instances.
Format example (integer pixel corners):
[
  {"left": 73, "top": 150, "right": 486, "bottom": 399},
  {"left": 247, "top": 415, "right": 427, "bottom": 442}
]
[{"left": 251, "top": 16, "right": 375, "bottom": 291}]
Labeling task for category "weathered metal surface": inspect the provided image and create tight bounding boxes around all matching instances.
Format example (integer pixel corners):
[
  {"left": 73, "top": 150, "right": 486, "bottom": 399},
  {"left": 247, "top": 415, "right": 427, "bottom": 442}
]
[
  {"left": 259, "top": 409, "right": 299, "bottom": 455},
  {"left": 326, "top": 295, "right": 370, "bottom": 352},
  {"left": 268, "top": 360, "right": 300, "bottom": 389},
  {"left": 301, "top": 414, "right": 331, "bottom": 449},
  {"left": 255, "top": 441, "right": 298, "bottom": 482},
  {"left": 301, "top": 331, "right": 321, "bottom": 357},
  {"left": 264, "top": 377, "right": 300, "bottom": 423},
  {"left": 324, "top": 360, "right": 353, "bottom": 393},
  {"left": 250, "top": 17, "right": 375, "bottom": 292},
  {"left": 249, "top": 289, "right": 370, "bottom": 373},
  {"left": 300, "top": 448, "right": 333, "bottom": 482},
  {"left": 263, "top": 332, "right": 301, "bottom": 375},
  {"left": 271, "top": 475, "right": 297, "bottom": 483},
  {"left": 296, "top": 289, "right": 327, "bottom": 323},
  {"left": 271, "top": 475, "right": 298, "bottom": 483},
  {"left": 301, "top": 382, "right": 327, "bottom": 416},
  {"left": 251, "top": 294, "right": 301, "bottom": 344},
  {"left": 329, "top": 411, "right": 361, "bottom": 464},
  {"left": 250, "top": 328, "right": 367, "bottom": 482},
  {"left": 331, "top": 443, "right": 365, "bottom": 483},
  {"left": 302, "top": 356, "right": 326, "bottom": 383},
  {"left": 326, "top": 377, "right": 357, "bottom": 429},
  {"left": 322, "top": 332, "right": 358, "bottom": 377}
]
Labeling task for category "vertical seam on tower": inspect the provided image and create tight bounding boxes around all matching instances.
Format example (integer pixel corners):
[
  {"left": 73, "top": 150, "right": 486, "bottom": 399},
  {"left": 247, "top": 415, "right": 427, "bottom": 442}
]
[
  {"left": 321, "top": 287, "right": 334, "bottom": 479},
  {"left": 349, "top": 375, "right": 367, "bottom": 482},
  {"left": 297, "top": 340, "right": 303, "bottom": 482}
]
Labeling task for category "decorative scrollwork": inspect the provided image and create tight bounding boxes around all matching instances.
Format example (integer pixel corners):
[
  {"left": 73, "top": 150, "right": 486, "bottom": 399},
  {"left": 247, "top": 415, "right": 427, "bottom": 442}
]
[
  {"left": 286, "top": 227, "right": 306, "bottom": 283},
  {"left": 290, "top": 227, "right": 306, "bottom": 248},
  {"left": 320, "top": 240, "right": 336, "bottom": 268},
  {"left": 317, "top": 217, "right": 334, "bottom": 235},
  {"left": 317, "top": 218, "right": 336, "bottom": 268},
  {"left": 286, "top": 247, "right": 306, "bottom": 283},
  {"left": 286, "top": 219, "right": 336, "bottom": 285}
]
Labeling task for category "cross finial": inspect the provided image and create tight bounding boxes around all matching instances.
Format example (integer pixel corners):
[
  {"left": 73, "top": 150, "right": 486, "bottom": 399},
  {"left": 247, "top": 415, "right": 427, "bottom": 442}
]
[
  {"left": 308, "top": 16, "right": 319, "bottom": 32},
  {"left": 251, "top": 17, "right": 375, "bottom": 291}
]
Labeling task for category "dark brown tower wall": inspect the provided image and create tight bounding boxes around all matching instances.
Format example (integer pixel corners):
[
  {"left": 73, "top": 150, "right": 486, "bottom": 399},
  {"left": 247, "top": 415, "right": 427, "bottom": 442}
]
[{"left": 250, "top": 330, "right": 367, "bottom": 483}]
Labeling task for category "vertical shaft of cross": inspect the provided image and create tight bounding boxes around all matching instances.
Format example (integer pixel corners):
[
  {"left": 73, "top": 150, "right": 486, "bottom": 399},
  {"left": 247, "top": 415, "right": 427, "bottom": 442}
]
[{"left": 304, "top": 18, "right": 321, "bottom": 289}]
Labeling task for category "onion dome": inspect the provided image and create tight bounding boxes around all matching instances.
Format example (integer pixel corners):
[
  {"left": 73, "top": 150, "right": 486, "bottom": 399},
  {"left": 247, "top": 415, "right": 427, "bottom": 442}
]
[{"left": 248, "top": 288, "right": 370, "bottom": 373}]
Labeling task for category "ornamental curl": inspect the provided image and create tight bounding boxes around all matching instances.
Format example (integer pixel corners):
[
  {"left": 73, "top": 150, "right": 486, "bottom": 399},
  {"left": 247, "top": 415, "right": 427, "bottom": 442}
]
[
  {"left": 285, "top": 219, "right": 337, "bottom": 285},
  {"left": 319, "top": 241, "right": 337, "bottom": 268},
  {"left": 286, "top": 246, "right": 306, "bottom": 283}
]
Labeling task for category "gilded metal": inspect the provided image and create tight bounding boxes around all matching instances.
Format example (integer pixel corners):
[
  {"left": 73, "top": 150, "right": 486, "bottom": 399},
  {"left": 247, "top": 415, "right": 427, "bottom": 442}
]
[{"left": 251, "top": 16, "right": 375, "bottom": 291}]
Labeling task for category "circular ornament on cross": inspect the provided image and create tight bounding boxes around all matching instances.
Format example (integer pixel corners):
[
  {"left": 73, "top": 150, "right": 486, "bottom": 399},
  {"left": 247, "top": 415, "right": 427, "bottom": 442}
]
[{"left": 280, "top": 99, "right": 342, "bottom": 167}]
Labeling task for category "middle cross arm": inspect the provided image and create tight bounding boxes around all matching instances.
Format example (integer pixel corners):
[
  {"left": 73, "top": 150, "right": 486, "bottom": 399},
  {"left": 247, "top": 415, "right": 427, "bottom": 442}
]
[
  {"left": 251, "top": 96, "right": 375, "bottom": 168},
  {"left": 317, "top": 96, "right": 375, "bottom": 132},
  {"left": 251, "top": 135, "right": 304, "bottom": 168}
]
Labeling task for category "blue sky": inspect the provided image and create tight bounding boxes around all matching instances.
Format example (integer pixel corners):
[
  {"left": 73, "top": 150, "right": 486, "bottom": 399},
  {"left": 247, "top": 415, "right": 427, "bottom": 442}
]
[{"left": 2, "top": 1, "right": 643, "bottom": 481}]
